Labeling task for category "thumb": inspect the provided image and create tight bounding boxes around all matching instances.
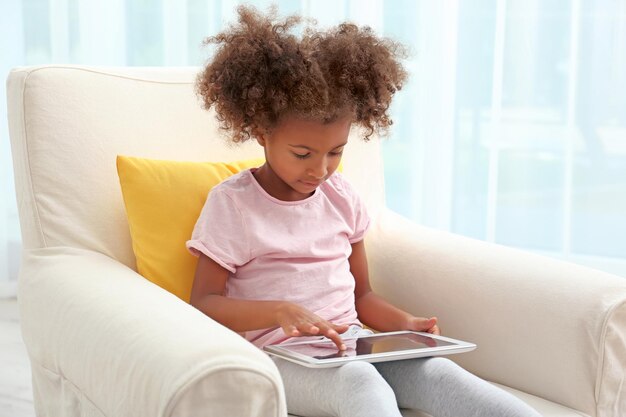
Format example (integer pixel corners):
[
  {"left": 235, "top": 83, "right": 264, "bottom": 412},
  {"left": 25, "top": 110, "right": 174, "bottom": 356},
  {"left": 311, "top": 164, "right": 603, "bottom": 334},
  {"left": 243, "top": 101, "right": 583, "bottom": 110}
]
[{"left": 410, "top": 316, "right": 437, "bottom": 331}]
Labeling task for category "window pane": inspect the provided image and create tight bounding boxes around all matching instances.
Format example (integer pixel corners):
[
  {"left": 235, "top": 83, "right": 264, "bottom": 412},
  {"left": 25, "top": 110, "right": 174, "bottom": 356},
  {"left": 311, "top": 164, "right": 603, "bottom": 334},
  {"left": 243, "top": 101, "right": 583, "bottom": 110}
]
[
  {"left": 571, "top": 2, "right": 626, "bottom": 258},
  {"left": 452, "top": 0, "right": 495, "bottom": 240},
  {"left": 572, "top": 153, "right": 626, "bottom": 257},
  {"left": 496, "top": 151, "right": 564, "bottom": 250},
  {"left": 501, "top": 0, "right": 571, "bottom": 118},
  {"left": 381, "top": 0, "right": 421, "bottom": 220},
  {"left": 126, "top": 0, "right": 163, "bottom": 65},
  {"left": 23, "top": 0, "right": 51, "bottom": 64}
]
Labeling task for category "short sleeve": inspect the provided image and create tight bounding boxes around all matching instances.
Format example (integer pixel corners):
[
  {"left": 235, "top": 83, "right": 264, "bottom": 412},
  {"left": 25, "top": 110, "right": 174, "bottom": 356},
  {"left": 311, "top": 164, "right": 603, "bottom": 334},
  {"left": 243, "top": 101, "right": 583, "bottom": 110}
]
[
  {"left": 186, "top": 187, "right": 250, "bottom": 273},
  {"left": 349, "top": 190, "right": 371, "bottom": 243},
  {"left": 333, "top": 174, "right": 371, "bottom": 244}
]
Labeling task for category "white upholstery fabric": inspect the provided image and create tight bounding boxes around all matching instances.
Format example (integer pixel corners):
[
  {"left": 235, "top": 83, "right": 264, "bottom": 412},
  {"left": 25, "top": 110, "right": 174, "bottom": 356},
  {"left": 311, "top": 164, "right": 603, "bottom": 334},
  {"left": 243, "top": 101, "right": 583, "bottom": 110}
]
[
  {"left": 20, "top": 247, "right": 285, "bottom": 417},
  {"left": 7, "top": 65, "right": 626, "bottom": 417},
  {"left": 368, "top": 210, "right": 625, "bottom": 417},
  {"left": 6, "top": 66, "right": 383, "bottom": 264}
]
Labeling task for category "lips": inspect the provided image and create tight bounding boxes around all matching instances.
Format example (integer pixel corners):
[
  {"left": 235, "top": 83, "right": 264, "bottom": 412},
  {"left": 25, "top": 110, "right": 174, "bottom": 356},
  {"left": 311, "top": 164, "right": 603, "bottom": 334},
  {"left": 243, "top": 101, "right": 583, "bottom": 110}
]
[{"left": 300, "top": 180, "right": 322, "bottom": 188}]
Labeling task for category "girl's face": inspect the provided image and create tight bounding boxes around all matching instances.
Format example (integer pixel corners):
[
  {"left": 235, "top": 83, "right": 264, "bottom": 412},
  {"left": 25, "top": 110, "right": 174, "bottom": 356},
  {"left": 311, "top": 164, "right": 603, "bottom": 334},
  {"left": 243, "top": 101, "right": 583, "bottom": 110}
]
[{"left": 255, "top": 116, "right": 352, "bottom": 201}]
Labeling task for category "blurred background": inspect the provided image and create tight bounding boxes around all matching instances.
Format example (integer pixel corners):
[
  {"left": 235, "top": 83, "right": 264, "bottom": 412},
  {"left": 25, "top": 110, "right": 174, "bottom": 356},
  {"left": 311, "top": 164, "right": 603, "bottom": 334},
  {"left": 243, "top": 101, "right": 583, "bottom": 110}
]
[{"left": 2, "top": 0, "right": 625, "bottom": 297}]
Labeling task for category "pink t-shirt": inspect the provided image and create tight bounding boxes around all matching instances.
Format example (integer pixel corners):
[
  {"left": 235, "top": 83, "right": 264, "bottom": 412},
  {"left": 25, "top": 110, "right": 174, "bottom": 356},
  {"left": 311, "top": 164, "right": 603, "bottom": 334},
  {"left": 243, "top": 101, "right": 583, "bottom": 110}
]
[{"left": 186, "top": 168, "right": 370, "bottom": 348}]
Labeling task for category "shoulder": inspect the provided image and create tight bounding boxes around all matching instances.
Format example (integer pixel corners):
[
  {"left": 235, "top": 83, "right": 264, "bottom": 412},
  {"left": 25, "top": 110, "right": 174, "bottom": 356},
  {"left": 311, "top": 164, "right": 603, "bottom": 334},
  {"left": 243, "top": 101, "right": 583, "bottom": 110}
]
[
  {"left": 204, "top": 169, "right": 259, "bottom": 214},
  {"left": 322, "top": 171, "right": 359, "bottom": 199},
  {"left": 210, "top": 169, "right": 255, "bottom": 197},
  {"left": 318, "top": 172, "right": 366, "bottom": 213},
  {"left": 321, "top": 171, "right": 370, "bottom": 239}
]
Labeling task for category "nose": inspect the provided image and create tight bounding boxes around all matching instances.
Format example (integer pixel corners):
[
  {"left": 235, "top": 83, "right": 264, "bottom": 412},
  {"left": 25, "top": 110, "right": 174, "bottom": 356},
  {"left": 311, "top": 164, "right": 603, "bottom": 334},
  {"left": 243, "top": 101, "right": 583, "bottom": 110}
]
[{"left": 307, "top": 157, "right": 328, "bottom": 180}]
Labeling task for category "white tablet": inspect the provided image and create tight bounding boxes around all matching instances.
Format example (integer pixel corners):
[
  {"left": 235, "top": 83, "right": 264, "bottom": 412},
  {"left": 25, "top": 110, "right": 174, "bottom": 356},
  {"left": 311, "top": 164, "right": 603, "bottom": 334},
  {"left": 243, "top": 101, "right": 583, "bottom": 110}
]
[{"left": 263, "top": 331, "right": 476, "bottom": 368}]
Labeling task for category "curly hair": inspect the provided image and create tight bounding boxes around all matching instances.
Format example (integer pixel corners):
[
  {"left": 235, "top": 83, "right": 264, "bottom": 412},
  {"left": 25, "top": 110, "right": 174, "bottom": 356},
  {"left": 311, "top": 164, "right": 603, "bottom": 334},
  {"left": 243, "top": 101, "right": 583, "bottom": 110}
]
[{"left": 196, "top": 4, "right": 408, "bottom": 142}]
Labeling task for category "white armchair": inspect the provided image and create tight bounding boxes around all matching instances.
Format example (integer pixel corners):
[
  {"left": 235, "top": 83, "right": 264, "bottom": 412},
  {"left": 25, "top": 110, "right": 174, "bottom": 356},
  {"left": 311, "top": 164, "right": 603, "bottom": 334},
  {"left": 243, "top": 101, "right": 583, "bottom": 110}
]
[{"left": 7, "top": 65, "right": 626, "bottom": 417}]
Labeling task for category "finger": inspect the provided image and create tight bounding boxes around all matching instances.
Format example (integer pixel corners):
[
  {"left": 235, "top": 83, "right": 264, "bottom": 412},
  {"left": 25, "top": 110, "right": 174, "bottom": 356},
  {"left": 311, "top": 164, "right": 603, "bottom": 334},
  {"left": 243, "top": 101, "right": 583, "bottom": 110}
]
[
  {"left": 333, "top": 323, "right": 350, "bottom": 334},
  {"left": 413, "top": 316, "right": 438, "bottom": 331},
  {"left": 295, "top": 323, "right": 319, "bottom": 336},
  {"left": 307, "top": 325, "right": 320, "bottom": 335},
  {"left": 324, "top": 328, "right": 346, "bottom": 351},
  {"left": 428, "top": 317, "right": 440, "bottom": 335},
  {"left": 286, "top": 325, "right": 301, "bottom": 337},
  {"left": 313, "top": 321, "right": 346, "bottom": 350}
]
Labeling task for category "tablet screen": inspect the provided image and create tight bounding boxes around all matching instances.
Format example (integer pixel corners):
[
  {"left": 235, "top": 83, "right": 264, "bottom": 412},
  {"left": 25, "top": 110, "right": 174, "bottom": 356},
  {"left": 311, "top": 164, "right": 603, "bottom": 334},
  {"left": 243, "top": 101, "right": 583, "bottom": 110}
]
[{"left": 281, "top": 333, "right": 456, "bottom": 359}]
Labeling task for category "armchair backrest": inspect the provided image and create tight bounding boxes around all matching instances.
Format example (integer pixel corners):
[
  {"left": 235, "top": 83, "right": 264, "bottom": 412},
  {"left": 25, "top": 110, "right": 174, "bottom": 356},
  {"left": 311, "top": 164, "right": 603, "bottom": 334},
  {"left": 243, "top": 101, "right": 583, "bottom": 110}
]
[{"left": 7, "top": 66, "right": 386, "bottom": 269}]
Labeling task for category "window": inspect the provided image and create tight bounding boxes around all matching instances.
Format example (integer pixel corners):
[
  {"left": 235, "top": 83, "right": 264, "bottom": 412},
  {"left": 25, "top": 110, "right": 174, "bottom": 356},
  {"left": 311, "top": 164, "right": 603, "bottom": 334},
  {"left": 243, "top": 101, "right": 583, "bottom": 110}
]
[{"left": 1, "top": 0, "right": 624, "bottom": 292}]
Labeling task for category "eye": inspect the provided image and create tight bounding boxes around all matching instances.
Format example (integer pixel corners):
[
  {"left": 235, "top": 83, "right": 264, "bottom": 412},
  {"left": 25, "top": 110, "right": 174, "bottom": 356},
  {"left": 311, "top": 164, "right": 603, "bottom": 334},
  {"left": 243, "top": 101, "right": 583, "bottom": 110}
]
[
  {"left": 330, "top": 149, "right": 344, "bottom": 157},
  {"left": 293, "top": 152, "right": 310, "bottom": 159}
]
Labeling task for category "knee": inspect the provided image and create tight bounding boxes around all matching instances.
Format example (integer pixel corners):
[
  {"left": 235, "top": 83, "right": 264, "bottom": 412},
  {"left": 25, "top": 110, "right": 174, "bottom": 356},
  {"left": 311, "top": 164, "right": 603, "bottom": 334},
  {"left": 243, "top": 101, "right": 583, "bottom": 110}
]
[
  {"left": 420, "top": 357, "right": 462, "bottom": 375},
  {"left": 337, "top": 361, "right": 392, "bottom": 392},
  {"left": 423, "top": 356, "right": 460, "bottom": 370},
  {"left": 336, "top": 362, "right": 398, "bottom": 411},
  {"left": 417, "top": 357, "right": 471, "bottom": 386},
  {"left": 338, "top": 361, "right": 379, "bottom": 383}
]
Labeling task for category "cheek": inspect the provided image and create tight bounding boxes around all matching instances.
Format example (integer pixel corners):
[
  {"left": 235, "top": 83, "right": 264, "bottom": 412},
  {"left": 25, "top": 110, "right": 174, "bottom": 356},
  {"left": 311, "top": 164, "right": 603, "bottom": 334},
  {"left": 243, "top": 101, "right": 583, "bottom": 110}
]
[
  {"left": 271, "top": 152, "right": 300, "bottom": 176},
  {"left": 328, "top": 158, "right": 342, "bottom": 174}
]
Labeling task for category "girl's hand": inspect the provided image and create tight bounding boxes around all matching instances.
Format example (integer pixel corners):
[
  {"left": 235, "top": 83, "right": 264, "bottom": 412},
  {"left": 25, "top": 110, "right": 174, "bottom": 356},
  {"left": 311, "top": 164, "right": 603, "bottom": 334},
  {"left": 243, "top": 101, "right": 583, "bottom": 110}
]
[
  {"left": 406, "top": 316, "right": 440, "bottom": 335},
  {"left": 275, "top": 302, "right": 350, "bottom": 350}
]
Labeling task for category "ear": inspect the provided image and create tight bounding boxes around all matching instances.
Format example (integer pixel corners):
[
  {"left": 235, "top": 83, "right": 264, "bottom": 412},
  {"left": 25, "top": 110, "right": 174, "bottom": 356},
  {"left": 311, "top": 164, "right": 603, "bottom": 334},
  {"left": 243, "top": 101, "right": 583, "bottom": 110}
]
[{"left": 254, "top": 128, "right": 271, "bottom": 147}]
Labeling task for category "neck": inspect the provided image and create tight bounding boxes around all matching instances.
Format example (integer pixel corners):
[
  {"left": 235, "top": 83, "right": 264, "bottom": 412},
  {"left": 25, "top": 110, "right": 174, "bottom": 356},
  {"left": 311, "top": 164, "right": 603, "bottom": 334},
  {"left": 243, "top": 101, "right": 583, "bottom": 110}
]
[{"left": 253, "top": 164, "right": 313, "bottom": 202}]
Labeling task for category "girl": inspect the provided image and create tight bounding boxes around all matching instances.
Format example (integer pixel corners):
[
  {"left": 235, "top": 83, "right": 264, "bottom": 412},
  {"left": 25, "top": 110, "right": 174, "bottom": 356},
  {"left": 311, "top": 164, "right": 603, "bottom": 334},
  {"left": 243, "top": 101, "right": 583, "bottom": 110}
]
[{"left": 188, "top": 5, "right": 541, "bottom": 417}]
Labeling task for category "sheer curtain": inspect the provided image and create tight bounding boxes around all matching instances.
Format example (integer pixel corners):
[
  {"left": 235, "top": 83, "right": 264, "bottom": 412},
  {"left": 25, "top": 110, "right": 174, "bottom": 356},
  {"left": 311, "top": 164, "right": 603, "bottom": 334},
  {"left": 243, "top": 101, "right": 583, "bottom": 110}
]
[{"left": 1, "top": 0, "right": 625, "bottom": 296}]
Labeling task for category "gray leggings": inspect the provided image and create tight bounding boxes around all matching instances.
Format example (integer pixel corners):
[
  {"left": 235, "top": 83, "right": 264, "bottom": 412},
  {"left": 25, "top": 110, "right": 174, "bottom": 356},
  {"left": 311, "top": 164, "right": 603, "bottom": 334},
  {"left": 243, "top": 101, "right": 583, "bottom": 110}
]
[{"left": 273, "top": 356, "right": 542, "bottom": 417}]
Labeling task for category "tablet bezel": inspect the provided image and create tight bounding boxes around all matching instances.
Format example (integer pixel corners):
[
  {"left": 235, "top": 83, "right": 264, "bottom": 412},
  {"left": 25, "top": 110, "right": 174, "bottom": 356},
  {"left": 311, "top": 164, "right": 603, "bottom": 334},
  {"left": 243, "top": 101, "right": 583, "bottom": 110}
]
[{"left": 263, "top": 330, "right": 476, "bottom": 368}]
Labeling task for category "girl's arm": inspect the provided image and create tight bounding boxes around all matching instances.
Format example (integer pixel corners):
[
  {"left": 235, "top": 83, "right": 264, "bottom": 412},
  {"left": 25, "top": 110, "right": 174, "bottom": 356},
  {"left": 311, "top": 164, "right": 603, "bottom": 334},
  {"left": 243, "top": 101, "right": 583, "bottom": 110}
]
[
  {"left": 350, "top": 240, "right": 440, "bottom": 335},
  {"left": 190, "top": 254, "right": 348, "bottom": 349}
]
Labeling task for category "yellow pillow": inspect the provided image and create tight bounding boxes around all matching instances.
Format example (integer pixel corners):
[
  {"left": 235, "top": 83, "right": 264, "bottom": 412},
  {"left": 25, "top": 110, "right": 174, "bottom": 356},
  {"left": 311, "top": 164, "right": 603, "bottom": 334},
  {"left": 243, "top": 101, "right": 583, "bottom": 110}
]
[{"left": 116, "top": 155, "right": 264, "bottom": 302}]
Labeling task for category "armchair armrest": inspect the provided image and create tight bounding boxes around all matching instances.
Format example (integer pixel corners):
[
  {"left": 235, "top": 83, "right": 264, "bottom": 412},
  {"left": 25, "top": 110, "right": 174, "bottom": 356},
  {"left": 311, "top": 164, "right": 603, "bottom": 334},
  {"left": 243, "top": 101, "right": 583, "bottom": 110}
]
[
  {"left": 366, "top": 209, "right": 626, "bottom": 417},
  {"left": 18, "top": 247, "right": 286, "bottom": 417}
]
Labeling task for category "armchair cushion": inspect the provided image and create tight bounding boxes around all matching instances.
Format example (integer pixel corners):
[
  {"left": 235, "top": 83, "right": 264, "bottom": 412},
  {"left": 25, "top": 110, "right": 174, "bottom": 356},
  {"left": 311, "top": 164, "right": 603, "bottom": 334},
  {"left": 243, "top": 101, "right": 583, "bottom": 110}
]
[{"left": 116, "top": 155, "right": 264, "bottom": 301}]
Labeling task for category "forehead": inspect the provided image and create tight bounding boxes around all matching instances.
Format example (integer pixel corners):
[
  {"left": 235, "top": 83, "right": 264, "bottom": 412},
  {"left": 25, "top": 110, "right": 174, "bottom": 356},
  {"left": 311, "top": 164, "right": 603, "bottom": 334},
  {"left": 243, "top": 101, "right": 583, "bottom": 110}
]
[{"left": 271, "top": 116, "right": 352, "bottom": 147}]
